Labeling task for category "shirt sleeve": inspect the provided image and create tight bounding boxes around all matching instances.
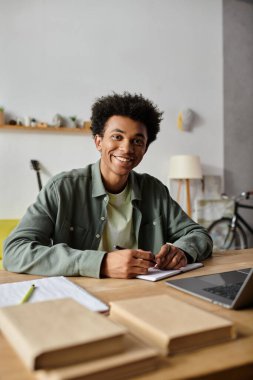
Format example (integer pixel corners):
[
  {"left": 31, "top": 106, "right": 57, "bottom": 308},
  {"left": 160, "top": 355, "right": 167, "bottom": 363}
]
[
  {"left": 166, "top": 192, "right": 213, "bottom": 262},
  {"left": 3, "top": 180, "right": 106, "bottom": 278}
]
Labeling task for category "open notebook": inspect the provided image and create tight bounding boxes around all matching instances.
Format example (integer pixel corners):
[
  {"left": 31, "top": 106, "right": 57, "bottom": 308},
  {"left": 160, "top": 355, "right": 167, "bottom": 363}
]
[
  {"left": 0, "top": 276, "right": 108, "bottom": 312},
  {"left": 136, "top": 263, "right": 204, "bottom": 282}
]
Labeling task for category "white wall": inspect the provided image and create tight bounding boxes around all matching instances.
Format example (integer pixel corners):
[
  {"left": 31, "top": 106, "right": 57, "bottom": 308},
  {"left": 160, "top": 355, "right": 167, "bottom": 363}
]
[{"left": 0, "top": 0, "right": 223, "bottom": 218}]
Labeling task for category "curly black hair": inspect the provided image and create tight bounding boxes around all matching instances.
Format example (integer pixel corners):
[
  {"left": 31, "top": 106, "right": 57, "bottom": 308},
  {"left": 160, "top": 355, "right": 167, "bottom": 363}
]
[{"left": 90, "top": 92, "right": 163, "bottom": 146}]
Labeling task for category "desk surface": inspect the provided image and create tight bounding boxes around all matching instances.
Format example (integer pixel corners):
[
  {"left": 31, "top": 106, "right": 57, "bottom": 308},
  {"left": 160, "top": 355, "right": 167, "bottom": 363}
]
[{"left": 1, "top": 249, "right": 253, "bottom": 380}]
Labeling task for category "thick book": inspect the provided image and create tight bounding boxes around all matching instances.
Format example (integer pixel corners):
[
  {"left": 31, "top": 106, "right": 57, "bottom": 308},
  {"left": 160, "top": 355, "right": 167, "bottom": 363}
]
[
  {"left": 0, "top": 298, "right": 127, "bottom": 370},
  {"left": 136, "top": 263, "right": 203, "bottom": 281},
  {"left": 110, "top": 294, "right": 236, "bottom": 355},
  {"left": 36, "top": 334, "right": 158, "bottom": 380}
]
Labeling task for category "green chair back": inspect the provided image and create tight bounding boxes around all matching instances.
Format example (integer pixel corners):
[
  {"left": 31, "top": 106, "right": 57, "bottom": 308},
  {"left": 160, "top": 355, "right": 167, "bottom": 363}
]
[{"left": 0, "top": 219, "right": 19, "bottom": 269}]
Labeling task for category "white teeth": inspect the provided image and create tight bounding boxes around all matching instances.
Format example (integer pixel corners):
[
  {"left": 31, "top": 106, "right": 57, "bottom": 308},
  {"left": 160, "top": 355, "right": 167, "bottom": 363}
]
[{"left": 115, "top": 156, "right": 131, "bottom": 162}]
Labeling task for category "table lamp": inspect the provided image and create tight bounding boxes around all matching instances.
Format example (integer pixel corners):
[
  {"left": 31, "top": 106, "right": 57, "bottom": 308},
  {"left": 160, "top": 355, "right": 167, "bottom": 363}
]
[{"left": 169, "top": 155, "right": 202, "bottom": 217}]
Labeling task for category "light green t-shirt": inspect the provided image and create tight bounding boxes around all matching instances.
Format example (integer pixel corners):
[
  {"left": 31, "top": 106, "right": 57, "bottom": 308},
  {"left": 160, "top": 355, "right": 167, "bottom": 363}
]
[{"left": 98, "top": 184, "right": 137, "bottom": 252}]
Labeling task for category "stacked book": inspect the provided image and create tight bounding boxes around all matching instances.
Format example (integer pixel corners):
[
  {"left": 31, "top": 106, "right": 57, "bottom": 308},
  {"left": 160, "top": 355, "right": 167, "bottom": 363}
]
[
  {"left": 0, "top": 294, "right": 236, "bottom": 379},
  {"left": 0, "top": 298, "right": 158, "bottom": 380},
  {"left": 110, "top": 294, "right": 236, "bottom": 355}
]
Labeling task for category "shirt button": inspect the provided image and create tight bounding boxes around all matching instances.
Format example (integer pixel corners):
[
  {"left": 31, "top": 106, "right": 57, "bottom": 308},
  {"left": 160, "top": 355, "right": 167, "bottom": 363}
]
[
  {"left": 96, "top": 234, "right": 100, "bottom": 238},
  {"left": 70, "top": 226, "right": 74, "bottom": 231},
  {"left": 153, "top": 221, "right": 157, "bottom": 226},
  {"left": 101, "top": 216, "right": 105, "bottom": 221}
]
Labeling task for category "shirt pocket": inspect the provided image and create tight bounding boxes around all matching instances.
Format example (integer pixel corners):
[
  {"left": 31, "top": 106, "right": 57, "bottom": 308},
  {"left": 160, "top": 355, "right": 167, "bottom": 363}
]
[
  {"left": 56, "top": 220, "right": 89, "bottom": 249},
  {"left": 139, "top": 215, "right": 165, "bottom": 252}
]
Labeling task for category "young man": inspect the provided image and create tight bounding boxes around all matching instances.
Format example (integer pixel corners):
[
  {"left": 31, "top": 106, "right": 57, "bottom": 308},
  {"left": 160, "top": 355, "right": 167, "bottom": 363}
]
[{"left": 4, "top": 93, "right": 212, "bottom": 278}]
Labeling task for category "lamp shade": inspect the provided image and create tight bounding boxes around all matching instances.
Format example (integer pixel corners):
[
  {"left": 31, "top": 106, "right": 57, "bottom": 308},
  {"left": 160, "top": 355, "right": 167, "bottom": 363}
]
[{"left": 169, "top": 155, "right": 202, "bottom": 179}]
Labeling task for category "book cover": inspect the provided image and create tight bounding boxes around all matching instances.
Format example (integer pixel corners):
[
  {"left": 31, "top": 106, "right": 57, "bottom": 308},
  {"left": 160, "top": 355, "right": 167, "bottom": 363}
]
[
  {"left": 36, "top": 334, "right": 158, "bottom": 380},
  {"left": 0, "top": 298, "right": 127, "bottom": 370},
  {"left": 110, "top": 294, "right": 236, "bottom": 355}
]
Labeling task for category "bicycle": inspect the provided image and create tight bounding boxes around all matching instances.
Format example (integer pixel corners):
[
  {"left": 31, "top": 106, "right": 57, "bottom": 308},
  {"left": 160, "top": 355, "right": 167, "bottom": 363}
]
[{"left": 207, "top": 191, "right": 253, "bottom": 251}]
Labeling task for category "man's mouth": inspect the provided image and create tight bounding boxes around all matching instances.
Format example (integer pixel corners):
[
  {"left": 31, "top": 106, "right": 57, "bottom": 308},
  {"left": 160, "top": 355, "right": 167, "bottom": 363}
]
[{"left": 113, "top": 155, "right": 133, "bottom": 163}]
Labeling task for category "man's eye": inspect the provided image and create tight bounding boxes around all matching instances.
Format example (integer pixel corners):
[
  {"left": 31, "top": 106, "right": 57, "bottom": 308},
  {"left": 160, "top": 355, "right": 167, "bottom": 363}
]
[
  {"left": 133, "top": 139, "right": 144, "bottom": 146},
  {"left": 111, "top": 135, "right": 122, "bottom": 141}
]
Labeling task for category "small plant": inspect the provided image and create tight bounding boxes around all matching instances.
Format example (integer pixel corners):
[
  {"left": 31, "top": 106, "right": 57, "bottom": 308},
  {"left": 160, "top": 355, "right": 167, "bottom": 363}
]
[{"left": 69, "top": 116, "right": 79, "bottom": 128}]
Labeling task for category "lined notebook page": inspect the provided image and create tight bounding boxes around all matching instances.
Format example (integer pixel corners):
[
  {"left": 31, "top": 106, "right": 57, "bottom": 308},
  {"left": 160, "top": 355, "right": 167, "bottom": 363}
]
[{"left": 0, "top": 276, "right": 108, "bottom": 312}]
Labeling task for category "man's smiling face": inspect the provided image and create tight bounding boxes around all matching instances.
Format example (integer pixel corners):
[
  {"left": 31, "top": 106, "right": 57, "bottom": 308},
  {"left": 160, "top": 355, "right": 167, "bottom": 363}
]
[{"left": 94, "top": 115, "right": 148, "bottom": 192}]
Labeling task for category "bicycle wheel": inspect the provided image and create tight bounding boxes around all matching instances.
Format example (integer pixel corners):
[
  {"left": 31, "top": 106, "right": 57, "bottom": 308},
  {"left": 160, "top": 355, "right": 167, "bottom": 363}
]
[{"left": 207, "top": 217, "right": 248, "bottom": 251}]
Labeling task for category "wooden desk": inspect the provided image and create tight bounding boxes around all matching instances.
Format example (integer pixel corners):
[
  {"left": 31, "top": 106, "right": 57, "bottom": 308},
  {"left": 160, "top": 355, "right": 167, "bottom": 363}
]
[{"left": 1, "top": 249, "right": 253, "bottom": 380}]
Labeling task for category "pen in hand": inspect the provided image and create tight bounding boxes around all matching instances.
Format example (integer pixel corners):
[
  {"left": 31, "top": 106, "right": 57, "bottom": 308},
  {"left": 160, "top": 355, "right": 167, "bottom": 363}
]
[
  {"left": 20, "top": 284, "right": 36, "bottom": 304},
  {"left": 113, "top": 245, "right": 156, "bottom": 264},
  {"left": 114, "top": 245, "right": 125, "bottom": 250}
]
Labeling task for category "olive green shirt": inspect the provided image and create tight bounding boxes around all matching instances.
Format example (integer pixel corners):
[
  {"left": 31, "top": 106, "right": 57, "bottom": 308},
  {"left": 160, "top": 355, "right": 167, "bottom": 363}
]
[{"left": 3, "top": 160, "right": 212, "bottom": 278}]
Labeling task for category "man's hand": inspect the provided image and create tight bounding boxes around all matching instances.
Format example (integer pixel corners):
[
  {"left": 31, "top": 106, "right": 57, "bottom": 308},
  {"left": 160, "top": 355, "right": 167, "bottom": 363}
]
[
  {"left": 101, "top": 248, "right": 155, "bottom": 279},
  {"left": 155, "top": 243, "right": 187, "bottom": 270}
]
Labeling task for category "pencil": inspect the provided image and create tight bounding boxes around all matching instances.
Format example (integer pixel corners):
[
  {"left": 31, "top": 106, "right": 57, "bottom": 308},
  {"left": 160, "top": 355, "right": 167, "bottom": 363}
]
[{"left": 20, "top": 284, "right": 36, "bottom": 304}]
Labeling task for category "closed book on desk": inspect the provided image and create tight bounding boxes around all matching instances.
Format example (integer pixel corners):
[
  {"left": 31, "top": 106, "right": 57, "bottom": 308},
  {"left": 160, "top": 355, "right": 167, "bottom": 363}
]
[
  {"left": 0, "top": 298, "right": 126, "bottom": 370},
  {"left": 36, "top": 334, "right": 158, "bottom": 380},
  {"left": 110, "top": 295, "right": 236, "bottom": 355}
]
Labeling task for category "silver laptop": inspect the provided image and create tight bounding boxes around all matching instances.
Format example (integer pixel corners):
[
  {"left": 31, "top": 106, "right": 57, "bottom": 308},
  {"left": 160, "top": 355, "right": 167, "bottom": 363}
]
[{"left": 166, "top": 268, "right": 253, "bottom": 309}]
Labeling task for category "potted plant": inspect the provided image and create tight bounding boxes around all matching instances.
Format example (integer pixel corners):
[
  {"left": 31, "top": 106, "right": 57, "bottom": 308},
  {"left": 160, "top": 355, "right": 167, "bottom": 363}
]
[{"left": 69, "top": 116, "right": 78, "bottom": 128}]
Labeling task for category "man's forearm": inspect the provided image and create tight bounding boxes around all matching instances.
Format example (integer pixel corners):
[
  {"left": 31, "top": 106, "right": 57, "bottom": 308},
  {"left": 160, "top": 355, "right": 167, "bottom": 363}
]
[{"left": 3, "top": 233, "right": 106, "bottom": 278}]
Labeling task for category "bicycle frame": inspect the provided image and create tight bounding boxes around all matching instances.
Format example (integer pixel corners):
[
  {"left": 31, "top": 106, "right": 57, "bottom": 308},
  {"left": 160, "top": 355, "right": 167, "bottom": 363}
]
[{"left": 232, "top": 201, "right": 253, "bottom": 234}]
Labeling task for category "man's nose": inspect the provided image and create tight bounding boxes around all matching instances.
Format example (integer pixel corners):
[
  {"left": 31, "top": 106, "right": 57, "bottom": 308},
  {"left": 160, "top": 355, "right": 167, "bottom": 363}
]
[{"left": 119, "top": 139, "right": 133, "bottom": 152}]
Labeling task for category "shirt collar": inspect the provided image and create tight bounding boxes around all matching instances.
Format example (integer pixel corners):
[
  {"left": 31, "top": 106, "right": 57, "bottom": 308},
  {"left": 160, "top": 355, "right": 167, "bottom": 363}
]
[
  {"left": 91, "top": 160, "right": 107, "bottom": 197},
  {"left": 91, "top": 160, "right": 142, "bottom": 201}
]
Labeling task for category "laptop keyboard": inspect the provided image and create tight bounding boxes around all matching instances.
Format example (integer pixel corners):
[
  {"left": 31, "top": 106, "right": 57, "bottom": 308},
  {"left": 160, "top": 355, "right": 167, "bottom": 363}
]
[{"left": 204, "top": 282, "right": 243, "bottom": 300}]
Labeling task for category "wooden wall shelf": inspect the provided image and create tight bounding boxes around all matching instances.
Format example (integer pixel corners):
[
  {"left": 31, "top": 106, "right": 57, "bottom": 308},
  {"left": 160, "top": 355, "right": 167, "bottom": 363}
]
[{"left": 0, "top": 125, "right": 91, "bottom": 134}]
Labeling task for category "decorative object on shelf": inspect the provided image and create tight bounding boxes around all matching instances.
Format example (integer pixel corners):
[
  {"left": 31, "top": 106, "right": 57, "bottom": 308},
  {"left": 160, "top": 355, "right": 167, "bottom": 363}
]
[
  {"left": 169, "top": 155, "right": 202, "bottom": 217},
  {"left": 24, "top": 116, "right": 31, "bottom": 127},
  {"left": 83, "top": 121, "right": 91, "bottom": 132},
  {"left": 9, "top": 119, "right": 17, "bottom": 125},
  {"left": 52, "top": 114, "right": 63, "bottom": 128},
  {"left": 0, "top": 107, "right": 4, "bottom": 126},
  {"left": 68, "top": 116, "right": 78, "bottom": 128},
  {"left": 17, "top": 118, "right": 24, "bottom": 126},
  {"left": 177, "top": 109, "right": 195, "bottom": 132},
  {"left": 37, "top": 122, "right": 48, "bottom": 128},
  {"left": 30, "top": 118, "right": 37, "bottom": 127}
]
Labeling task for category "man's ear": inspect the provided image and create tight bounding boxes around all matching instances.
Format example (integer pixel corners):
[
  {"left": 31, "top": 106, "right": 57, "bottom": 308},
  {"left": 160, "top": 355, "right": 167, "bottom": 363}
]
[{"left": 94, "top": 134, "right": 102, "bottom": 151}]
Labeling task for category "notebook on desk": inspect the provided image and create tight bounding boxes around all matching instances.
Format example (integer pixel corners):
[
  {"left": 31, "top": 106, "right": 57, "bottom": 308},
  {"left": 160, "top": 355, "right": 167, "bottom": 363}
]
[
  {"left": 166, "top": 268, "right": 253, "bottom": 309},
  {"left": 136, "top": 263, "right": 203, "bottom": 282},
  {"left": 0, "top": 276, "right": 109, "bottom": 313}
]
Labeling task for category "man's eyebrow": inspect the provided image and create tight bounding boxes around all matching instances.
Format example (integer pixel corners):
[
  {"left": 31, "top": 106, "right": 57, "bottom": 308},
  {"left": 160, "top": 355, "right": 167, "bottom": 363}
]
[
  {"left": 110, "top": 129, "right": 146, "bottom": 138},
  {"left": 110, "top": 128, "right": 126, "bottom": 134}
]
